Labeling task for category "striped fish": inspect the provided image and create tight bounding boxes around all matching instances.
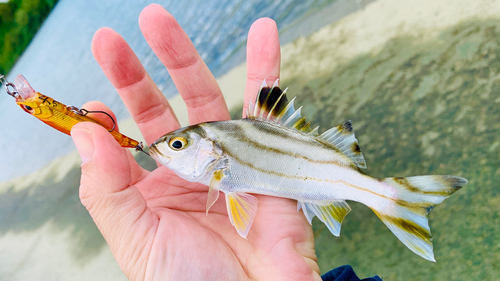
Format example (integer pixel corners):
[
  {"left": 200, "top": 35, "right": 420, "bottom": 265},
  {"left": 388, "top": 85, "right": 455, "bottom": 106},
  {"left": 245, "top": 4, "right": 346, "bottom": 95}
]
[{"left": 149, "top": 80, "right": 467, "bottom": 261}]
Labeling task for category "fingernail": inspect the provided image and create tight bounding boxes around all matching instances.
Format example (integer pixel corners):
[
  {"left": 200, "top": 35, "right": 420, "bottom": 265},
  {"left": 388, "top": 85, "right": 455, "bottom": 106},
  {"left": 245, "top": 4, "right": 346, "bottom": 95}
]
[{"left": 72, "top": 129, "right": 95, "bottom": 163}]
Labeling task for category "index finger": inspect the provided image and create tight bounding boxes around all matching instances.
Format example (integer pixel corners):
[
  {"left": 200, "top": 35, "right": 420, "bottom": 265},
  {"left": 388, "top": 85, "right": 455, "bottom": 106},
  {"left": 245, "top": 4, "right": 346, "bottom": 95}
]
[{"left": 91, "top": 28, "right": 181, "bottom": 145}]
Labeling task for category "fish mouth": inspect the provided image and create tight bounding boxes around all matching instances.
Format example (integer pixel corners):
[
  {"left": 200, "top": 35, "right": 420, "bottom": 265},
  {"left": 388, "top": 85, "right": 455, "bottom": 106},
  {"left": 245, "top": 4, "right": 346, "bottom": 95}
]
[{"left": 149, "top": 144, "right": 172, "bottom": 165}]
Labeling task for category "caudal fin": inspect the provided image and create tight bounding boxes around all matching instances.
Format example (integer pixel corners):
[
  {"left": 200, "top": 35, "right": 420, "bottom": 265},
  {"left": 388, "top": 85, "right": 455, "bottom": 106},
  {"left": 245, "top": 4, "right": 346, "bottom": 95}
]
[{"left": 373, "top": 175, "right": 467, "bottom": 261}]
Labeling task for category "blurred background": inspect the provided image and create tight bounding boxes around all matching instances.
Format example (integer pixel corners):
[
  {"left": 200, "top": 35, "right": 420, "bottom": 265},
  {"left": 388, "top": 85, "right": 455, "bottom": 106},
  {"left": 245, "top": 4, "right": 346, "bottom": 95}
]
[{"left": 0, "top": 0, "right": 499, "bottom": 280}]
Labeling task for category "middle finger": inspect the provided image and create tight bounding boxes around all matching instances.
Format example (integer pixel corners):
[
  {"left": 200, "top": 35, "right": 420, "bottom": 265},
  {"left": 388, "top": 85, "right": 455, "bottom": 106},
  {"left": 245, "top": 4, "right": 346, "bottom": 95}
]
[{"left": 139, "top": 4, "right": 230, "bottom": 125}]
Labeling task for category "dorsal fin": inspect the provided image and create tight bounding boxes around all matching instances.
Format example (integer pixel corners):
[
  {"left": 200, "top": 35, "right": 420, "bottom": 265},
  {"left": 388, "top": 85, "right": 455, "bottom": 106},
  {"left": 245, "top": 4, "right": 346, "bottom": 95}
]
[
  {"left": 247, "top": 80, "right": 317, "bottom": 134},
  {"left": 247, "top": 81, "right": 366, "bottom": 167},
  {"left": 319, "top": 121, "right": 366, "bottom": 169}
]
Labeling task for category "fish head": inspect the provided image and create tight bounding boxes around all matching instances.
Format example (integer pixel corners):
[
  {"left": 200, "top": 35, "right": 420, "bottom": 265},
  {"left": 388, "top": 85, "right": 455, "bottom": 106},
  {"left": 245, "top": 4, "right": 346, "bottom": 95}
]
[
  {"left": 16, "top": 93, "right": 54, "bottom": 119},
  {"left": 150, "top": 125, "right": 217, "bottom": 182},
  {"left": 12, "top": 75, "right": 54, "bottom": 119}
]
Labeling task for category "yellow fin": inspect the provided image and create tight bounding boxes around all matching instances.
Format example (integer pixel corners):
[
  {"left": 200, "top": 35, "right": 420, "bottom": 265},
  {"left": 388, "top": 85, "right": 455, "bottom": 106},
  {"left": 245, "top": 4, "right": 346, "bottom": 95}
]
[
  {"left": 300, "top": 201, "right": 351, "bottom": 236},
  {"left": 206, "top": 170, "right": 223, "bottom": 215},
  {"left": 372, "top": 208, "right": 435, "bottom": 262},
  {"left": 370, "top": 175, "right": 468, "bottom": 261},
  {"left": 226, "top": 192, "right": 258, "bottom": 238}
]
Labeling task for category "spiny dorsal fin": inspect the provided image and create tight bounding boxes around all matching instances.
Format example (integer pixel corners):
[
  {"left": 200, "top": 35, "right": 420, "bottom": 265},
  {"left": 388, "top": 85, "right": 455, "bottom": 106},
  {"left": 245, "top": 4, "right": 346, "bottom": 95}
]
[
  {"left": 247, "top": 80, "right": 318, "bottom": 134},
  {"left": 247, "top": 81, "right": 365, "bottom": 165},
  {"left": 319, "top": 121, "right": 366, "bottom": 169}
]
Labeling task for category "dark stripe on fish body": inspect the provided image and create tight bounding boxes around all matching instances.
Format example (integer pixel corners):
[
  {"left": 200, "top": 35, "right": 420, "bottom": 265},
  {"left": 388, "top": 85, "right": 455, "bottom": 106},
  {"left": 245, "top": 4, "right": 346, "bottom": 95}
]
[
  {"left": 339, "top": 179, "right": 433, "bottom": 210},
  {"left": 233, "top": 134, "right": 350, "bottom": 166},
  {"left": 206, "top": 120, "right": 246, "bottom": 136},
  {"left": 218, "top": 143, "right": 426, "bottom": 209},
  {"left": 242, "top": 119, "right": 300, "bottom": 141},
  {"left": 218, "top": 140, "right": 336, "bottom": 181},
  {"left": 186, "top": 124, "right": 208, "bottom": 139},
  {"left": 240, "top": 119, "right": 345, "bottom": 155},
  {"left": 207, "top": 120, "right": 352, "bottom": 167}
]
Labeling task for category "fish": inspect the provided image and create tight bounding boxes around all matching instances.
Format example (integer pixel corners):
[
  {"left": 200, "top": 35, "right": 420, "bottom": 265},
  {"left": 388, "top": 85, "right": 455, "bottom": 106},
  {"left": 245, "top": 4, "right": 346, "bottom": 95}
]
[
  {"left": 149, "top": 80, "right": 467, "bottom": 262},
  {"left": 2, "top": 74, "right": 145, "bottom": 151}
]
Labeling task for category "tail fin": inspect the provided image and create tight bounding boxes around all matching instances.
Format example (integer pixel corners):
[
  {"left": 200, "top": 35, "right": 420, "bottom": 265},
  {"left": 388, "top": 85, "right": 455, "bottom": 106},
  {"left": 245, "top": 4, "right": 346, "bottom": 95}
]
[{"left": 373, "top": 175, "right": 467, "bottom": 261}]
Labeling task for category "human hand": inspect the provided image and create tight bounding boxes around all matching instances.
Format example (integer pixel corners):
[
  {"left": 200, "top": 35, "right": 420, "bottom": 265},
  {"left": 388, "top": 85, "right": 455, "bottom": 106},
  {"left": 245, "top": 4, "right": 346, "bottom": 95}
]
[{"left": 71, "top": 4, "right": 320, "bottom": 280}]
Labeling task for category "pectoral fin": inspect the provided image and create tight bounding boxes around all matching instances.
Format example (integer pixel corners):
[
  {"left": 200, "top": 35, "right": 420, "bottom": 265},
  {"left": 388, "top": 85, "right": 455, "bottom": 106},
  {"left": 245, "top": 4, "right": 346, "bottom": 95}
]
[
  {"left": 226, "top": 192, "right": 258, "bottom": 238},
  {"left": 206, "top": 170, "right": 223, "bottom": 215}
]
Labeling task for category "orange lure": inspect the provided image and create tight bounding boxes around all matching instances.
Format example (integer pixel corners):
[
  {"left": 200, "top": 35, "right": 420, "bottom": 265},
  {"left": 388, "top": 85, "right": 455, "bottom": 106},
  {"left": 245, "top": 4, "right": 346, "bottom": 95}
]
[{"left": 1, "top": 74, "right": 147, "bottom": 154}]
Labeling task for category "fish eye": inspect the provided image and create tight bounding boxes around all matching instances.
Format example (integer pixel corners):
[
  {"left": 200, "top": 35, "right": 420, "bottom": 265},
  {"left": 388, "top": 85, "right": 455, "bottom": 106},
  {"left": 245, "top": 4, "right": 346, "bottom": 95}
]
[
  {"left": 169, "top": 137, "right": 187, "bottom": 151},
  {"left": 21, "top": 104, "right": 35, "bottom": 114}
]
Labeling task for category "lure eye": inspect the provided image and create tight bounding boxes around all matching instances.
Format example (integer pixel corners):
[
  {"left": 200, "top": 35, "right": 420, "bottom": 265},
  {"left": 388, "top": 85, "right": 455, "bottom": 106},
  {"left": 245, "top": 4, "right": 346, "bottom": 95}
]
[
  {"left": 169, "top": 137, "right": 187, "bottom": 151},
  {"left": 21, "top": 104, "right": 35, "bottom": 114}
]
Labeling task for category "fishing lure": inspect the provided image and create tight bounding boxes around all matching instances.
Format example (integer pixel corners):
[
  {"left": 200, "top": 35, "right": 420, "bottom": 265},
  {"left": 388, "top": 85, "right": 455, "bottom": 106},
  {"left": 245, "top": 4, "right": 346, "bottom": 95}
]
[{"left": 1, "top": 74, "right": 147, "bottom": 155}]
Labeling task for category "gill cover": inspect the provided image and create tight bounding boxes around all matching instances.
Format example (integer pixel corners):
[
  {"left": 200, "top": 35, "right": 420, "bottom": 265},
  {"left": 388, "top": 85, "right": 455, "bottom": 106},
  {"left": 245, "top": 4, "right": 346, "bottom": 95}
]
[
  {"left": 17, "top": 99, "right": 54, "bottom": 118},
  {"left": 150, "top": 126, "right": 220, "bottom": 182}
]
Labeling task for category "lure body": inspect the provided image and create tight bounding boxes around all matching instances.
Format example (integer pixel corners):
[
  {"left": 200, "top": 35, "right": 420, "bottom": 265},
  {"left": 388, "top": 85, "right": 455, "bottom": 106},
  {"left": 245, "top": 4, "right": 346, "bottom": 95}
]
[
  {"left": 9, "top": 75, "right": 141, "bottom": 149},
  {"left": 149, "top": 81, "right": 468, "bottom": 262}
]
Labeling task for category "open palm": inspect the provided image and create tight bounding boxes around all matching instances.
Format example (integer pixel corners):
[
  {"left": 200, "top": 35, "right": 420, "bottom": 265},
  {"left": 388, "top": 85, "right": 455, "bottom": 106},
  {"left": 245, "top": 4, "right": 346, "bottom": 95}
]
[{"left": 71, "top": 5, "right": 320, "bottom": 281}]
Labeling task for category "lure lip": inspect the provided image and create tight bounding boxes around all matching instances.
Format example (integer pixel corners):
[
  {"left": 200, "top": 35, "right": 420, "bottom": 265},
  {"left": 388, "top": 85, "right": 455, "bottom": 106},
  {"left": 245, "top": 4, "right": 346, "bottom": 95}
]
[{"left": 14, "top": 74, "right": 37, "bottom": 101}]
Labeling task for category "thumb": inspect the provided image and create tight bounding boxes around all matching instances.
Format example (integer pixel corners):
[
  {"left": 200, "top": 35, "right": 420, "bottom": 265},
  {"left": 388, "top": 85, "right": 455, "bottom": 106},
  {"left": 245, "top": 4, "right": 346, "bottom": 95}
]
[{"left": 71, "top": 122, "right": 156, "bottom": 268}]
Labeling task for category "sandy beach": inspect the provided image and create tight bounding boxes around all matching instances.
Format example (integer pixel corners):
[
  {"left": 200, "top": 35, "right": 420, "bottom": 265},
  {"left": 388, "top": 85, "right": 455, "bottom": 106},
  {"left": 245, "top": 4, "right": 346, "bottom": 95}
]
[{"left": 2, "top": 0, "right": 500, "bottom": 279}]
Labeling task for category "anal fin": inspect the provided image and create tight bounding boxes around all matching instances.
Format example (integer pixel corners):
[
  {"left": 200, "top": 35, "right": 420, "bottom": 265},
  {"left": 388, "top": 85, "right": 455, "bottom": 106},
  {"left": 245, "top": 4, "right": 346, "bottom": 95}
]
[
  {"left": 300, "top": 201, "right": 351, "bottom": 236},
  {"left": 226, "top": 192, "right": 258, "bottom": 238}
]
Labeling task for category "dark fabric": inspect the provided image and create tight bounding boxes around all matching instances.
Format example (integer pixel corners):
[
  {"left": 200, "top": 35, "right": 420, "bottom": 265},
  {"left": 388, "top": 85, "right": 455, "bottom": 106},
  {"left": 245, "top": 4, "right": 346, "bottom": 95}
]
[{"left": 321, "top": 265, "right": 382, "bottom": 281}]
